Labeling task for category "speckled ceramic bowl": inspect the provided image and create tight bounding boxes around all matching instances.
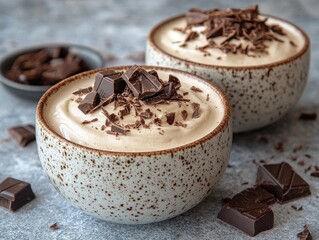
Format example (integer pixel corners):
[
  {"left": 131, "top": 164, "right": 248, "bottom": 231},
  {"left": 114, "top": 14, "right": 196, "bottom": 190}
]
[
  {"left": 146, "top": 14, "right": 310, "bottom": 133},
  {"left": 36, "top": 66, "right": 232, "bottom": 224}
]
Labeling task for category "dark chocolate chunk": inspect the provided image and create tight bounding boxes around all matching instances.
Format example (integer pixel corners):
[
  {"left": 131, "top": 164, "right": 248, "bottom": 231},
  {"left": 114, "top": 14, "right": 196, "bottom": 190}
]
[
  {"left": 94, "top": 71, "right": 125, "bottom": 99},
  {"left": 8, "top": 125, "right": 35, "bottom": 147},
  {"left": 310, "top": 171, "right": 319, "bottom": 177},
  {"left": 166, "top": 112, "right": 175, "bottom": 125},
  {"left": 0, "top": 177, "right": 35, "bottom": 211},
  {"left": 78, "top": 91, "right": 100, "bottom": 114},
  {"left": 297, "top": 225, "right": 312, "bottom": 240},
  {"left": 256, "top": 162, "right": 311, "bottom": 203},
  {"left": 217, "top": 202, "right": 274, "bottom": 236},
  {"left": 72, "top": 86, "right": 93, "bottom": 96},
  {"left": 230, "top": 186, "right": 276, "bottom": 206},
  {"left": 122, "top": 66, "right": 164, "bottom": 99},
  {"left": 299, "top": 113, "right": 317, "bottom": 121}
]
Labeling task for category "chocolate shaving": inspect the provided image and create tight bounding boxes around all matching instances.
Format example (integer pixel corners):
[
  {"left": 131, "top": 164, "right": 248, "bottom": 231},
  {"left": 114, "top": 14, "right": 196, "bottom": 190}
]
[
  {"left": 82, "top": 118, "right": 98, "bottom": 124},
  {"left": 190, "top": 86, "right": 203, "bottom": 93},
  {"left": 181, "top": 110, "right": 188, "bottom": 121},
  {"left": 72, "top": 86, "right": 92, "bottom": 96},
  {"left": 185, "top": 31, "right": 199, "bottom": 42},
  {"left": 111, "top": 125, "right": 127, "bottom": 135},
  {"left": 192, "top": 102, "right": 201, "bottom": 118},
  {"left": 185, "top": 5, "right": 286, "bottom": 55},
  {"left": 140, "top": 109, "right": 153, "bottom": 119},
  {"left": 119, "top": 104, "right": 131, "bottom": 119},
  {"left": 166, "top": 112, "right": 175, "bottom": 125}
]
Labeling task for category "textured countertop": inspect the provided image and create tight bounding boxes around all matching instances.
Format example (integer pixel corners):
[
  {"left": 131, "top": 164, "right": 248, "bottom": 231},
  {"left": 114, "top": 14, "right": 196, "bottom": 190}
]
[{"left": 0, "top": 0, "right": 318, "bottom": 239}]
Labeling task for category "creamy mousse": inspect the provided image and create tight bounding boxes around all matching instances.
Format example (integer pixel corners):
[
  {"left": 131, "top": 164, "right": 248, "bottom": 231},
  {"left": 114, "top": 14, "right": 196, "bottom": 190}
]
[
  {"left": 45, "top": 66, "right": 224, "bottom": 152},
  {"left": 153, "top": 5, "right": 304, "bottom": 66}
]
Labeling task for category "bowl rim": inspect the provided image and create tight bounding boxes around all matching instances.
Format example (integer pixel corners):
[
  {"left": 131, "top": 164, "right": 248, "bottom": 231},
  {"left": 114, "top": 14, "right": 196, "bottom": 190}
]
[
  {"left": 36, "top": 65, "right": 231, "bottom": 157},
  {"left": 0, "top": 42, "right": 105, "bottom": 92},
  {"left": 147, "top": 13, "right": 310, "bottom": 70}
]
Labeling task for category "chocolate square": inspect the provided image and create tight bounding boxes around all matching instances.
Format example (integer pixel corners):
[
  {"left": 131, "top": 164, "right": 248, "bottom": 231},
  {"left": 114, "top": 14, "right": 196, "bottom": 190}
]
[
  {"left": 94, "top": 71, "right": 125, "bottom": 99},
  {"left": 8, "top": 125, "right": 35, "bottom": 147},
  {"left": 0, "top": 178, "right": 35, "bottom": 211},
  {"left": 256, "top": 162, "right": 311, "bottom": 203}
]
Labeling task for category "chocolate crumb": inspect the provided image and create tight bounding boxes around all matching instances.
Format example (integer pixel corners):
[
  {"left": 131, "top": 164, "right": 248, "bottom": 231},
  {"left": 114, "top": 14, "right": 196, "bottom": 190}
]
[
  {"left": 101, "top": 125, "right": 106, "bottom": 131},
  {"left": 298, "top": 160, "right": 305, "bottom": 166},
  {"left": 190, "top": 86, "right": 203, "bottom": 93},
  {"left": 166, "top": 112, "right": 175, "bottom": 125},
  {"left": 299, "top": 113, "right": 317, "bottom": 121},
  {"left": 293, "top": 145, "right": 303, "bottom": 153},
  {"left": 275, "top": 142, "right": 284, "bottom": 152},
  {"left": 310, "top": 172, "right": 319, "bottom": 177},
  {"left": 50, "top": 223, "right": 59, "bottom": 231},
  {"left": 183, "top": 92, "right": 189, "bottom": 96},
  {"left": 206, "top": 94, "right": 210, "bottom": 101},
  {"left": 293, "top": 205, "right": 303, "bottom": 211},
  {"left": 140, "top": 109, "right": 153, "bottom": 119}
]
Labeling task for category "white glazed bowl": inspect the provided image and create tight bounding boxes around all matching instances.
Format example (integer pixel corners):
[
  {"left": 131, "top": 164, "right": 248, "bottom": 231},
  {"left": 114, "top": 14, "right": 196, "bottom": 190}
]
[
  {"left": 36, "top": 66, "right": 232, "bottom": 224},
  {"left": 146, "top": 14, "right": 310, "bottom": 133}
]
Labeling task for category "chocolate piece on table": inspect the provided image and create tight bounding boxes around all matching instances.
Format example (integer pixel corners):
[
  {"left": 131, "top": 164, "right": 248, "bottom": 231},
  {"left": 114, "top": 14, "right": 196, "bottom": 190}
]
[
  {"left": 8, "top": 125, "right": 35, "bottom": 147},
  {"left": 310, "top": 172, "right": 319, "bottom": 177},
  {"left": 166, "top": 112, "right": 175, "bottom": 125},
  {"left": 94, "top": 71, "right": 125, "bottom": 99},
  {"left": 299, "top": 113, "right": 317, "bottom": 121},
  {"left": 0, "top": 177, "right": 35, "bottom": 211},
  {"left": 78, "top": 91, "right": 100, "bottom": 114},
  {"left": 217, "top": 201, "right": 274, "bottom": 237},
  {"left": 256, "top": 162, "right": 311, "bottom": 203},
  {"left": 230, "top": 186, "right": 276, "bottom": 206},
  {"left": 297, "top": 225, "right": 312, "bottom": 240}
]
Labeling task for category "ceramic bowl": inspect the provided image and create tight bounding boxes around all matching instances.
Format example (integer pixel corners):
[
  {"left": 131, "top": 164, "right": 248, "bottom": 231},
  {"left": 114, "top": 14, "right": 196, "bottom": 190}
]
[
  {"left": 36, "top": 66, "right": 232, "bottom": 224},
  {"left": 146, "top": 14, "right": 310, "bottom": 133},
  {"left": 0, "top": 43, "right": 105, "bottom": 101}
]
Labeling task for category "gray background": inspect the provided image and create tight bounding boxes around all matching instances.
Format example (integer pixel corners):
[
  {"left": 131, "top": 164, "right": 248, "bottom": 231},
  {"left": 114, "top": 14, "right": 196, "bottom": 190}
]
[{"left": 0, "top": 0, "right": 318, "bottom": 239}]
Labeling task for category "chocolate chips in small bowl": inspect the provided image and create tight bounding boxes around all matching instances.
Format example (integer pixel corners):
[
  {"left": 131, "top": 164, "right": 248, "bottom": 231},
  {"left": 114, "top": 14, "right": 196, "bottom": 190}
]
[{"left": 0, "top": 44, "right": 105, "bottom": 100}]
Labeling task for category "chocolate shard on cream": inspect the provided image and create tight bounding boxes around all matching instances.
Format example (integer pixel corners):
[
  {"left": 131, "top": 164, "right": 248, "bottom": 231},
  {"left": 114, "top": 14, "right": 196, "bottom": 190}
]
[
  {"left": 94, "top": 70, "right": 125, "bottom": 99},
  {"left": 256, "top": 162, "right": 311, "bottom": 203},
  {"left": 78, "top": 91, "right": 100, "bottom": 114},
  {"left": 121, "top": 65, "right": 163, "bottom": 99}
]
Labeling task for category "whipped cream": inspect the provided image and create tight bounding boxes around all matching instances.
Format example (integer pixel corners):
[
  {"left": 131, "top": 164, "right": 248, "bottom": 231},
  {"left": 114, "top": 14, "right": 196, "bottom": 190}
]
[
  {"left": 44, "top": 70, "right": 225, "bottom": 152},
  {"left": 153, "top": 16, "right": 304, "bottom": 66}
]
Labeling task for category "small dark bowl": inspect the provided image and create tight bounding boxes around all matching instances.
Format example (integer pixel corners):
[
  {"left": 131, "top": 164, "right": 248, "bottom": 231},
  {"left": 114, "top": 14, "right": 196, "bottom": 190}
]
[{"left": 0, "top": 43, "right": 105, "bottom": 101}]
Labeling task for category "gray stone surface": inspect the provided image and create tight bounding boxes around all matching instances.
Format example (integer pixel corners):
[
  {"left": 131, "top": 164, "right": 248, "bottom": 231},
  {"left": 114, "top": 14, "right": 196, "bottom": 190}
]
[{"left": 0, "top": 0, "right": 318, "bottom": 239}]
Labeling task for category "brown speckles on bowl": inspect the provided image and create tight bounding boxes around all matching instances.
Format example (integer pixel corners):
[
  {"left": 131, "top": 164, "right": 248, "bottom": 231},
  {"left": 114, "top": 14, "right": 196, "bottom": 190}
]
[{"left": 36, "top": 66, "right": 232, "bottom": 224}]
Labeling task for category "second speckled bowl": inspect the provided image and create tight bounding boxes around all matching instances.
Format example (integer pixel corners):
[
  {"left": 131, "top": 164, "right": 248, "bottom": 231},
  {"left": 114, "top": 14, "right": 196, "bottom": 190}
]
[
  {"left": 146, "top": 14, "right": 310, "bottom": 132},
  {"left": 36, "top": 66, "right": 232, "bottom": 224}
]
